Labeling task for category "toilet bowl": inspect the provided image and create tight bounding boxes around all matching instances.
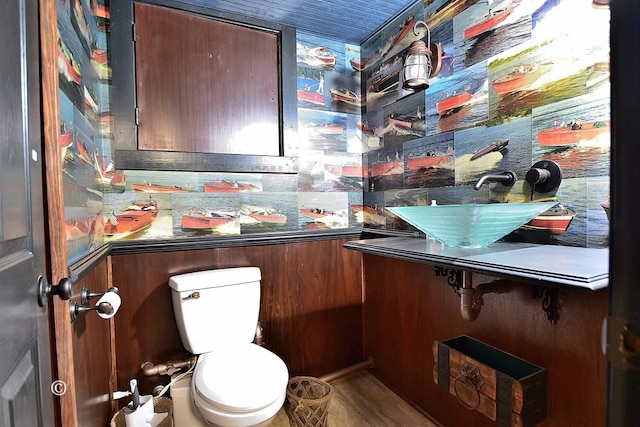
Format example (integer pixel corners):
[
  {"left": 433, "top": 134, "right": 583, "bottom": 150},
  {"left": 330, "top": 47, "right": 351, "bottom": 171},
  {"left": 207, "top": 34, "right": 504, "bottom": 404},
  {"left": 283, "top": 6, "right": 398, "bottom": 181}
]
[
  {"left": 169, "top": 268, "right": 289, "bottom": 427},
  {"left": 192, "top": 345, "right": 287, "bottom": 426}
]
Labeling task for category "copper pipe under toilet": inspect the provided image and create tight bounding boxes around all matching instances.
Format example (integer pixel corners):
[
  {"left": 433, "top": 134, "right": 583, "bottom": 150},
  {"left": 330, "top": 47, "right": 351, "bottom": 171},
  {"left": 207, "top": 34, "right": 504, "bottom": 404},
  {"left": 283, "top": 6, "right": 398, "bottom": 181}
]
[{"left": 141, "top": 356, "right": 197, "bottom": 376}]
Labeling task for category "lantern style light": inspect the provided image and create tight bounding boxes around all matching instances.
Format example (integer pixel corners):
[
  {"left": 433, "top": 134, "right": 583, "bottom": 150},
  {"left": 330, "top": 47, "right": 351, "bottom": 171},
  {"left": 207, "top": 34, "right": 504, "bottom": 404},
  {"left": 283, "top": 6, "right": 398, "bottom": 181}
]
[{"left": 402, "top": 20, "right": 443, "bottom": 91}]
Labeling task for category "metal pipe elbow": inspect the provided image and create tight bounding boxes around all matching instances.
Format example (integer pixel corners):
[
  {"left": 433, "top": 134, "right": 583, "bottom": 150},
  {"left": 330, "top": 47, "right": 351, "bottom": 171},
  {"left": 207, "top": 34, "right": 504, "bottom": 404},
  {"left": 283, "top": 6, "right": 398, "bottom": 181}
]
[
  {"left": 141, "top": 356, "right": 197, "bottom": 376},
  {"left": 460, "top": 288, "right": 482, "bottom": 322}
]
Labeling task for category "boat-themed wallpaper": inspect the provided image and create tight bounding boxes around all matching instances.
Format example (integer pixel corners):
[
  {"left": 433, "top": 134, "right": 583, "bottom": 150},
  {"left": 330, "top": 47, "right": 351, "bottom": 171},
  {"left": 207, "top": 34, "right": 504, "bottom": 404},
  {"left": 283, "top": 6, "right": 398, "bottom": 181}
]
[
  {"left": 361, "top": 0, "right": 610, "bottom": 249},
  {"left": 58, "top": 0, "right": 112, "bottom": 263},
  {"left": 57, "top": 0, "right": 610, "bottom": 264}
]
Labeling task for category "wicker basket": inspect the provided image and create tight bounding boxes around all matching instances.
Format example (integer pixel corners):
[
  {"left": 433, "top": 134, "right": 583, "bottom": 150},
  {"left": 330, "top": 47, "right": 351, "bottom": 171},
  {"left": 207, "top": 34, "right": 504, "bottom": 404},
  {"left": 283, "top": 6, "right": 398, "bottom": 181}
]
[
  {"left": 286, "top": 376, "right": 333, "bottom": 427},
  {"left": 110, "top": 396, "right": 173, "bottom": 427}
]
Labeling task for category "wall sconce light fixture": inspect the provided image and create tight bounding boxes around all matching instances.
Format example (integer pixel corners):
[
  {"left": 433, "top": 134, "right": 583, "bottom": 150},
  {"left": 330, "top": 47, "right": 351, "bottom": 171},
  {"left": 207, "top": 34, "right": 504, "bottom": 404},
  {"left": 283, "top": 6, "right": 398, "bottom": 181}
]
[{"left": 402, "top": 20, "right": 443, "bottom": 91}]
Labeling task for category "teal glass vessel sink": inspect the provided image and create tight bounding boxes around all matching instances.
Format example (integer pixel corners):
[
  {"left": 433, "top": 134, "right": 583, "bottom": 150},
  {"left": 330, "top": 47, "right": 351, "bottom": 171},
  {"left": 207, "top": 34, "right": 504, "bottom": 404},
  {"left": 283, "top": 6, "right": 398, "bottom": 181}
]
[{"left": 387, "top": 201, "right": 558, "bottom": 248}]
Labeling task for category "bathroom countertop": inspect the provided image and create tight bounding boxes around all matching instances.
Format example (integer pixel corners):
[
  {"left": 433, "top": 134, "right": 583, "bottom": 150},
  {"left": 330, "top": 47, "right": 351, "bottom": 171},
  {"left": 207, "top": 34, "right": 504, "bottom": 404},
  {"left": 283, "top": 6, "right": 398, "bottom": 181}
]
[{"left": 344, "top": 237, "right": 609, "bottom": 291}]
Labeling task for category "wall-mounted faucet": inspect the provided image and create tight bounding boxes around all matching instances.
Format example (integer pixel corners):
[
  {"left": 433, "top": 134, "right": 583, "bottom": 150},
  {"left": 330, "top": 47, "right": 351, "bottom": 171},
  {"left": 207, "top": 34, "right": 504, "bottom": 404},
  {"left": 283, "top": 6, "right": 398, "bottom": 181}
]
[
  {"left": 526, "top": 160, "right": 562, "bottom": 200},
  {"left": 473, "top": 170, "right": 517, "bottom": 191}
]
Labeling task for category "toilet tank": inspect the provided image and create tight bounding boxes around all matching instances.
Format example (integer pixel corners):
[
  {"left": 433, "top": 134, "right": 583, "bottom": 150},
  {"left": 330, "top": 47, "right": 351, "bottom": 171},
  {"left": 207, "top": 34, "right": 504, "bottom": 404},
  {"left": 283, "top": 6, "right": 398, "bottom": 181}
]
[{"left": 168, "top": 267, "right": 261, "bottom": 354}]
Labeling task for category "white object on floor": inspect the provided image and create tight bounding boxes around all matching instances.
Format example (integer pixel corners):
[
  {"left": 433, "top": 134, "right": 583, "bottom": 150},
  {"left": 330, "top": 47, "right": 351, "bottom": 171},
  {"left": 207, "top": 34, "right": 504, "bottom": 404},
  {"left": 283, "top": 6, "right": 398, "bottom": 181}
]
[{"left": 124, "top": 395, "right": 154, "bottom": 427}]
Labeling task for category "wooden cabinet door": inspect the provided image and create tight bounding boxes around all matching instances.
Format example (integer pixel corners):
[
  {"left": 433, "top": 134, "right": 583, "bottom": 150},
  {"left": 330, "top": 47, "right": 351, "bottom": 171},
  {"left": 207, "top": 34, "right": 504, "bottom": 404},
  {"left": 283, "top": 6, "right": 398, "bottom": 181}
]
[{"left": 134, "top": 3, "right": 280, "bottom": 156}]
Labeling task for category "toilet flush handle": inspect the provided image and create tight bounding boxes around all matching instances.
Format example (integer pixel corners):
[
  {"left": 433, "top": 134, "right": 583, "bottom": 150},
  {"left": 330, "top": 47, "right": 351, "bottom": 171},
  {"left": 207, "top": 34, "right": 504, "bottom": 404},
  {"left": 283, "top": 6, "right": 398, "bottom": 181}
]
[{"left": 182, "top": 292, "right": 200, "bottom": 300}]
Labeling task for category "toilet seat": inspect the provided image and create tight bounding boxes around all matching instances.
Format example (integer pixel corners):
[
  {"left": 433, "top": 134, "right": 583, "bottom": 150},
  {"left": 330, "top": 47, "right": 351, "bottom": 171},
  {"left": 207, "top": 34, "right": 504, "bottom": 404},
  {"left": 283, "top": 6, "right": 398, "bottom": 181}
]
[{"left": 193, "top": 343, "right": 288, "bottom": 413}]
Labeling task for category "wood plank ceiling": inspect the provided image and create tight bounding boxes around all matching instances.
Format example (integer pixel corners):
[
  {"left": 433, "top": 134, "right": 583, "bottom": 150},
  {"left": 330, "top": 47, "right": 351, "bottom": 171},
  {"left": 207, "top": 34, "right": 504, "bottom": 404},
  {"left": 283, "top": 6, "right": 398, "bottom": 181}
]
[{"left": 174, "top": 0, "right": 418, "bottom": 43}]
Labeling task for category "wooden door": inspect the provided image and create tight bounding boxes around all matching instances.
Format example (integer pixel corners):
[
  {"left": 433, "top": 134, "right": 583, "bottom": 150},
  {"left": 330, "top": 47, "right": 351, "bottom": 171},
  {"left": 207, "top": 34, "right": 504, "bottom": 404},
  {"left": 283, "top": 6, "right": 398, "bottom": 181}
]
[
  {"left": 0, "top": 0, "right": 55, "bottom": 425},
  {"left": 608, "top": 1, "right": 640, "bottom": 425},
  {"left": 38, "top": 0, "right": 115, "bottom": 425}
]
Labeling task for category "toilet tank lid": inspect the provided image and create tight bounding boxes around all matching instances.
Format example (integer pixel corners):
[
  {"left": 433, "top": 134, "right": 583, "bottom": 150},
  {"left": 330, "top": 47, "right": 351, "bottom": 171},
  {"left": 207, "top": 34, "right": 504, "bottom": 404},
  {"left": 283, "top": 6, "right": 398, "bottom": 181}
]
[{"left": 168, "top": 267, "right": 261, "bottom": 292}]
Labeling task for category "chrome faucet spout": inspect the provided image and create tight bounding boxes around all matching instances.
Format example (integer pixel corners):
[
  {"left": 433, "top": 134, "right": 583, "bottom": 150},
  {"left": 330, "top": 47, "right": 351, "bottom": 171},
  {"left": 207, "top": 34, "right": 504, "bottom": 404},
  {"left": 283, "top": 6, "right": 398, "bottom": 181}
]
[{"left": 473, "top": 171, "right": 517, "bottom": 191}]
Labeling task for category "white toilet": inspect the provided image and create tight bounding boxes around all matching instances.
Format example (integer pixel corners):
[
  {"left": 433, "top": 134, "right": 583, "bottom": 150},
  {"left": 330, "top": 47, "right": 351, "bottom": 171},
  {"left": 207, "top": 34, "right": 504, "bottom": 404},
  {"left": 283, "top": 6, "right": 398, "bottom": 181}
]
[{"left": 168, "top": 267, "right": 289, "bottom": 427}]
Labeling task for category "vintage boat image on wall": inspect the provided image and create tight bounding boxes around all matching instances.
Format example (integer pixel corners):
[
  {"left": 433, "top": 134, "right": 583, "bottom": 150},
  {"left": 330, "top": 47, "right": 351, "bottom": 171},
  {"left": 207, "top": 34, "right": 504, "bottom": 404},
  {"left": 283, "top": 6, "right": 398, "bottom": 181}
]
[
  {"left": 297, "top": 88, "right": 325, "bottom": 106},
  {"left": 296, "top": 44, "right": 336, "bottom": 68},
  {"left": 470, "top": 139, "right": 509, "bottom": 161},
  {"left": 328, "top": 164, "right": 366, "bottom": 178},
  {"left": 60, "top": 122, "right": 73, "bottom": 160},
  {"left": 240, "top": 204, "right": 287, "bottom": 225},
  {"left": 131, "top": 182, "right": 192, "bottom": 192},
  {"left": 537, "top": 119, "right": 610, "bottom": 147},
  {"left": 300, "top": 207, "right": 348, "bottom": 229},
  {"left": 351, "top": 204, "right": 385, "bottom": 227},
  {"left": 491, "top": 62, "right": 553, "bottom": 96},
  {"left": 180, "top": 208, "right": 238, "bottom": 232},
  {"left": 350, "top": 13, "right": 415, "bottom": 71},
  {"left": 57, "top": 33, "right": 82, "bottom": 85},
  {"left": 104, "top": 199, "right": 159, "bottom": 238},
  {"left": 204, "top": 180, "right": 259, "bottom": 193},
  {"left": 329, "top": 87, "right": 364, "bottom": 107},
  {"left": 248, "top": 211, "right": 286, "bottom": 225},
  {"left": 370, "top": 157, "right": 403, "bottom": 177},
  {"left": 368, "top": 56, "right": 403, "bottom": 93},
  {"left": 436, "top": 90, "right": 473, "bottom": 116},
  {"left": 356, "top": 121, "right": 380, "bottom": 148},
  {"left": 388, "top": 111, "right": 426, "bottom": 133},
  {"left": 406, "top": 149, "right": 453, "bottom": 170},
  {"left": 463, "top": 1, "right": 518, "bottom": 41},
  {"left": 93, "top": 152, "right": 125, "bottom": 191},
  {"left": 521, "top": 202, "right": 577, "bottom": 235}
]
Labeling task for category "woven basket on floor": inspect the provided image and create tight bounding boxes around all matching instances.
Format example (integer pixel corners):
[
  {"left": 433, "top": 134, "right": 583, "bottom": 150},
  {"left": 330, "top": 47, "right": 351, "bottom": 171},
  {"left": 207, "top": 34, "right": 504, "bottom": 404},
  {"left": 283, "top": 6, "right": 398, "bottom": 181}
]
[
  {"left": 286, "top": 376, "right": 333, "bottom": 427},
  {"left": 110, "top": 396, "right": 173, "bottom": 427}
]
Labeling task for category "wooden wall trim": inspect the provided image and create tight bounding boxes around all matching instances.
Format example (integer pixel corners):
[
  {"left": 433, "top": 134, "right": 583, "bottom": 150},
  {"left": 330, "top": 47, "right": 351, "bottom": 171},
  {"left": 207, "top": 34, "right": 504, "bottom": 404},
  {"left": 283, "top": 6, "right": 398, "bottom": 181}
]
[
  {"left": 115, "top": 149, "right": 299, "bottom": 173},
  {"left": 66, "top": 231, "right": 363, "bottom": 275},
  {"left": 39, "top": 0, "right": 78, "bottom": 425},
  {"left": 68, "top": 244, "right": 111, "bottom": 282},
  {"left": 109, "top": 228, "right": 363, "bottom": 254},
  {"left": 107, "top": 256, "right": 119, "bottom": 417}
]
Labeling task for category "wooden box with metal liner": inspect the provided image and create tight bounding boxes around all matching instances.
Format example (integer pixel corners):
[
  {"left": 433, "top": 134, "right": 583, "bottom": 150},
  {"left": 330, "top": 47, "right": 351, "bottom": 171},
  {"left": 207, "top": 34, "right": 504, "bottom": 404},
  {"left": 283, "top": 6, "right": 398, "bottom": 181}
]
[{"left": 433, "top": 335, "right": 547, "bottom": 426}]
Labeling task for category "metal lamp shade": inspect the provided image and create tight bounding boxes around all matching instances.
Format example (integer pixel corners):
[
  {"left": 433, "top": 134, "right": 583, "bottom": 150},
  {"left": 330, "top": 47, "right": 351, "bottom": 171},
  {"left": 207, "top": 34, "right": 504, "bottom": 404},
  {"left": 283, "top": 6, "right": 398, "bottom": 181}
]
[{"left": 402, "top": 40, "right": 433, "bottom": 90}]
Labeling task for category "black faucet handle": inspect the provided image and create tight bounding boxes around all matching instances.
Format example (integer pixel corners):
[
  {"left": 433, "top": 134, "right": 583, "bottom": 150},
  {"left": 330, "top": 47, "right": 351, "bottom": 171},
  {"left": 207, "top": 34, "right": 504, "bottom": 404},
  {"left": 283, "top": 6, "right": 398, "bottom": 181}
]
[
  {"left": 526, "top": 160, "right": 562, "bottom": 195},
  {"left": 526, "top": 168, "right": 551, "bottom": 185}
]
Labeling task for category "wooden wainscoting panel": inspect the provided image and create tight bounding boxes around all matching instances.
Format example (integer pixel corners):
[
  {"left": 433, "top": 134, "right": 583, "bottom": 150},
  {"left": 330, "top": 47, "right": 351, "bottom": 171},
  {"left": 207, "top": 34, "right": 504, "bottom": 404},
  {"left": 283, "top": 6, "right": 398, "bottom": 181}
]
[
  {"left": 71, "top": 259, "right": 113, "bottom": 425},
  {"left": 362, "top": 253, "right": 608, "bottom": 427},
  {"left": 110, "top": 249, "right": 221, "bottom": 396},
  {"left": 216, "top": 238, "right": 365, "bottom": 377},
  {"left": 110, "top": 238, "right": 364, "bottom": 397}
]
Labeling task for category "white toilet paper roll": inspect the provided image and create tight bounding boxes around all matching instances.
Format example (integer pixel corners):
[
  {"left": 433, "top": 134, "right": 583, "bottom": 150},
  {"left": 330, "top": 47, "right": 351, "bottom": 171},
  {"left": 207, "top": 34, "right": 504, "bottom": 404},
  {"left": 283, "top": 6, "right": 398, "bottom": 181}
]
[{"left": 96, "top": 291, "right": 121, "bottom": 319}]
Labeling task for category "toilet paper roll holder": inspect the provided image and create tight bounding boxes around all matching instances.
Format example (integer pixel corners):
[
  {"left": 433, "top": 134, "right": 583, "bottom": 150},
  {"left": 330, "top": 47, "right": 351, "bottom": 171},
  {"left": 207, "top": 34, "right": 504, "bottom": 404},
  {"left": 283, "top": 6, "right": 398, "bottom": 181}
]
[
  {"left": 81, "top": 286, "right": 119, "bottom": 305},
  {"left": 69, "top": 287, "right": 119, "bottom": 323}
]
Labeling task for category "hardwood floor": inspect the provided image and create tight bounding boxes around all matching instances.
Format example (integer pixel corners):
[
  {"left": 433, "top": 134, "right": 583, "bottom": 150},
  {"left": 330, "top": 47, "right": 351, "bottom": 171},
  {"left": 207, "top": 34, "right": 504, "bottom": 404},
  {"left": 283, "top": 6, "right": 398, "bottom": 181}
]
[{"left": 270, "top": 371, "right": 439, "bottom": 426}]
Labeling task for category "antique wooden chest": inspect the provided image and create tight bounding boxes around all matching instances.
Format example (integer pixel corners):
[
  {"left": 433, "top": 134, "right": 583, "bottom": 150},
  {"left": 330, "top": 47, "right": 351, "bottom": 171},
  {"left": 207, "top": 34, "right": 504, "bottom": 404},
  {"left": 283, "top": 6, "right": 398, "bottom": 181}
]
[{"left": 433, "top": 335, "right": 547, "bottom": 426}]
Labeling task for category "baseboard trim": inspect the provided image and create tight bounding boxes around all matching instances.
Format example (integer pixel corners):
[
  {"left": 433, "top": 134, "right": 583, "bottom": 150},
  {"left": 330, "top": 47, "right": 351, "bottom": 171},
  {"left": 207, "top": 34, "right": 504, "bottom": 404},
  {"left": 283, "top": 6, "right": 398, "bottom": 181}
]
[{"left": 318, "top": 358, "right": 374, "bottom": 383}]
